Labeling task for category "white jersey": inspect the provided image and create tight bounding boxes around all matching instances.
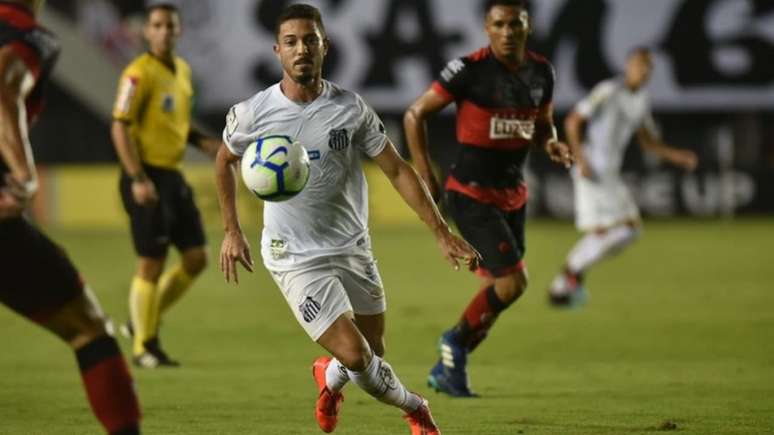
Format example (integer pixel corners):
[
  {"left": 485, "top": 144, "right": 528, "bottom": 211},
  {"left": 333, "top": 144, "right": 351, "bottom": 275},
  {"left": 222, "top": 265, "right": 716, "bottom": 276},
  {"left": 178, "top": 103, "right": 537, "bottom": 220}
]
[
  {"left": 575, "top": 79, "right": 656, "bottom": 179},
  {"left": 223, "top": 80, "right": 388, "bottom": 271}
]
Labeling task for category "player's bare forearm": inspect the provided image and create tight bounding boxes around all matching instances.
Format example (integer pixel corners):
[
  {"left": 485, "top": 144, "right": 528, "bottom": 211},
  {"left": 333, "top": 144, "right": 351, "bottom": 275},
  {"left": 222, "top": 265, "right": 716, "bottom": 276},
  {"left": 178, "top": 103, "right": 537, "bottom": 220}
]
[
  {"left": 0, "top": 46, "right": 35, "bottom": 186},
  {"left": 403, "top": 89, "right": 449, "bottom": 201},
  {"left": 0, "top": 89, "right": 32, "bottom": 182},
  {"left": 637, "top": 128, "right": 697, "bottom": 170},
  {"left": 376, "top": 147, "right": 480, "bottom": 270},
  {"left": 535, "top": 122, "right": 573, "bottom": 169},
  {"left": 403, "top": 105, "right": 434, "bottom": 178},
  {"left": 534, "top": 103, "right": 572, "bottom": 168},
  {"left": 214, "top": 143, "right": 243, "bottom": 233},
  {"left": 533, "top": 120, "right": 556, "bottom": 149},
  {"left": 111, "top": 120, "right": 145, "bottom": 178},
  {"left": 393, "top": 160, "right": 447, "bottom": 233},
  {"left": 215, "top": 143, "right": 253, "bottom": 283},
  {"left": 374, "top": 140, "right": 447, "bottom": 233}
]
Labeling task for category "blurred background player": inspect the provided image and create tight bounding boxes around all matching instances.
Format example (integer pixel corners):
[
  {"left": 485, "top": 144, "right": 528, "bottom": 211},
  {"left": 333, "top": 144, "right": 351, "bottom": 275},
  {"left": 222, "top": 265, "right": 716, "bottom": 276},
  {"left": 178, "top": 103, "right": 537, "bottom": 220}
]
[
  {"left": 111, "top": 3, "right": 220, "bottom": 368},
  {"left": 548, "top": 47, "right": 698, "bottom": 307},
  {"left": 0, "top": 0, "right": 141, "bottom": 433},
  {"left": 404, "top": 0, "right": 572, "bottom": 397},
  {"left": 216, "top": 4, "right": 478, "bottom": 434}
]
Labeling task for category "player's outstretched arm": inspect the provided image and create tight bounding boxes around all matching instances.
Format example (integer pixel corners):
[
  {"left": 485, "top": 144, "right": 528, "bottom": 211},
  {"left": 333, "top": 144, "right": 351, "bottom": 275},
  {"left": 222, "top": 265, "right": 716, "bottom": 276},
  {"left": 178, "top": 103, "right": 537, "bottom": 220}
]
[
  {"left": 215, "top": 142, "right": 253, "bottom": 284},
  {"left": 373, "top": 139, "right": 480, "bottom": 270},
  {"left": 535, "top": 102, "right": 573, "bottom": 169},
  {"left": 0, "top": 45, "right": 37, "bottom": 219},
  {"left": 637, "top": 126, "right": 698, "bottom": 171},
  {"left": 403, "top": 88, "right": 451, "bottom": 202}
]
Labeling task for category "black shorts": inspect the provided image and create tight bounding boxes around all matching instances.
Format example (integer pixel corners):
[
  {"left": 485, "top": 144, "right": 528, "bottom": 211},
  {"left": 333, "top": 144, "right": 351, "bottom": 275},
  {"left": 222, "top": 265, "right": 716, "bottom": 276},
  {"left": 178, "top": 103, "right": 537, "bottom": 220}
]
[
  {"left": 119, "top": 165, "right": 206, "bottom": 258},
  {"left": 445, "top": 190, "right": 526, "bottom": 278},
  {"left": 0, "top": 218, "right": 84, "bottom": 322}
]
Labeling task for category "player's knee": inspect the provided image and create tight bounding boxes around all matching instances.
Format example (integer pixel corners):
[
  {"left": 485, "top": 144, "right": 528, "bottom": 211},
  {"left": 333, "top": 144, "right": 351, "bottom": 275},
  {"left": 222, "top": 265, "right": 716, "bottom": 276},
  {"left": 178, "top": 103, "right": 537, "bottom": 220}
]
[
  {"left": 137, "top": 257, "right": 165, "bottom": 282},
  {"left": 68, "top": 323, "right": 108, "bottom": 349},
  {"left": 42, "top": 290, "right": 110, "bottom": 348},
  {"left": 183, "top": 248, "right": 208, "bottom": 276},
  {"left": 49, "top": 312, "right": 108, "bottom": 349},
  {"left": 494, "top": 271, "right": 528, "bottom": 303},
  {"left": 337, "top": 344, "right": 372, "bottom": 372}
]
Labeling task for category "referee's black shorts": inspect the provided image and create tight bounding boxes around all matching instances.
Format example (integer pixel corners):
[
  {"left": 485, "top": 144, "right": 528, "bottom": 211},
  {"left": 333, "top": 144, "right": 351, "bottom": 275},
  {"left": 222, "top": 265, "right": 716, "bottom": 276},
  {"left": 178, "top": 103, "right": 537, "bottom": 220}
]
[
  {"left": 445, "top": 190, "right": 527, "bottom": 278},
  {"left": 119, "top": 164, "right": 206, "bottom": 258},
  {"left": 0, "top": 217, "right": 84, "bottom": 322}
]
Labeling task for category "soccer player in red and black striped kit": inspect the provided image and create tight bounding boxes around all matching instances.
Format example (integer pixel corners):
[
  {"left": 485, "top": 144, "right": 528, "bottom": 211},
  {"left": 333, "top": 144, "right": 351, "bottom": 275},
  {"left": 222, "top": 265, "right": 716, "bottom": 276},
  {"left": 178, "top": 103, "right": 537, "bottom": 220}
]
[
  {"left": 405, "top": 0, "right": 573, "bottom": 397},
  {"left": 0, "top": 1, "right": 141, "bottom": 432}
]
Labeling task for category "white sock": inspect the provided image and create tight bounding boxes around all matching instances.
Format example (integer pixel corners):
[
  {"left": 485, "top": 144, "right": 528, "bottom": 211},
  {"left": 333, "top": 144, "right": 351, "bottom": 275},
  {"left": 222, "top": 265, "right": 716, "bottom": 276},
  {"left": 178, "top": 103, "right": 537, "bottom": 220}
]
[
  {"left": 325, "top": 358, "right": 350, "bottom": 392},
  {"left": 567, "top": 226, "right": 640, "bottom": 274},
  {"left": 347, "top": 355, "right": 422, "bottom": 413}
]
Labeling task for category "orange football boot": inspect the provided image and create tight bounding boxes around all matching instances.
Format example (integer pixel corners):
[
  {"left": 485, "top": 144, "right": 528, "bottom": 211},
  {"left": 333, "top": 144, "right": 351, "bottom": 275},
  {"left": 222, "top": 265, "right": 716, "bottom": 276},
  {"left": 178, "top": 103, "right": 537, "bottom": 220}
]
[
  {"left": 403, "top": 396, "right": 441, "bottom": 435},
  {"left": 312, "top": 356, "right": 344, "bottom": 433}
]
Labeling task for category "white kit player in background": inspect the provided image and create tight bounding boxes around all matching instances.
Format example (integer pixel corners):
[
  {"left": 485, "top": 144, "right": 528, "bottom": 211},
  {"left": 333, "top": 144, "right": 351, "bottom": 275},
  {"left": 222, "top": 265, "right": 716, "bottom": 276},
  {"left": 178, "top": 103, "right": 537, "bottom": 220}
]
[
  {"left": 213, "top": 4, "right": 478, "bottom": 435},
  {"left": 548, "top": 47, "right": 698, "bottom": 307}
]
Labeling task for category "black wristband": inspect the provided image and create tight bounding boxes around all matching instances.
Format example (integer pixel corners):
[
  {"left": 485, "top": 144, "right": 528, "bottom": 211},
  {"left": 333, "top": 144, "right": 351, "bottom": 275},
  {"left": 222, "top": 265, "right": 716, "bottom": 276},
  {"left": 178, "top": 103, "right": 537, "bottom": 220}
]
[{"left": 130, "top": 171, "right": 147, "bottom": 182}]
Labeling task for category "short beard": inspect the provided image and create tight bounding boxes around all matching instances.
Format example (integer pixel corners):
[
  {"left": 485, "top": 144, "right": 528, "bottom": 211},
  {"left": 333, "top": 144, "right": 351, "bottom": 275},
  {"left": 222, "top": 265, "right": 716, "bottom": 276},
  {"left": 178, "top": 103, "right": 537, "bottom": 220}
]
[{"left": 293, "top": 72, "right": 314, "bottom": 86}]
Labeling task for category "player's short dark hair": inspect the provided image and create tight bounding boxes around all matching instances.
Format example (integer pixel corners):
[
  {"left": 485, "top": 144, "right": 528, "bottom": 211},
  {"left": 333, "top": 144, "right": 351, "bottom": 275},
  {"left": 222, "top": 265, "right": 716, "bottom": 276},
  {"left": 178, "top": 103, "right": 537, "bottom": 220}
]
[
  {"left": 275, "top": 3, "right": 327, "bottom": 39},
  {"left": 145, "top": 2, "right": 179, "bottom": 20},
  {"left": 483, "top": 0, "right": 529, "bottom": 15}
]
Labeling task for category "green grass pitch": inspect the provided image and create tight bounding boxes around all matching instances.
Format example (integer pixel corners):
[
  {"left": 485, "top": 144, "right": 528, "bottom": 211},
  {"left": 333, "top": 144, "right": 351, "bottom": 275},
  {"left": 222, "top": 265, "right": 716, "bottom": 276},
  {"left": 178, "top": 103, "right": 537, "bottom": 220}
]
[{"left": 0, "top": 219, "right": 772, "bottom": 434}]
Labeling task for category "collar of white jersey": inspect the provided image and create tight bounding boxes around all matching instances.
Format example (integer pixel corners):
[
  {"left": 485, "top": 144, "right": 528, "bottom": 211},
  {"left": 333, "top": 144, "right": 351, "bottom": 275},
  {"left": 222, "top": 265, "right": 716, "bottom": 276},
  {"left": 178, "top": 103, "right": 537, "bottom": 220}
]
[{"left": 273, "top": 80, "right": 331, "bottom": 109}]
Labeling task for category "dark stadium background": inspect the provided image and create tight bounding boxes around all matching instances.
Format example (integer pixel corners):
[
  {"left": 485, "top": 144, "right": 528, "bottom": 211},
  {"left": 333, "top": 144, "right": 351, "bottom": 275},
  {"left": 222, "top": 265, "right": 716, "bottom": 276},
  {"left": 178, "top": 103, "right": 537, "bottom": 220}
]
[{"left": 33, "top": 0, "right": 774, "bottom": 217}]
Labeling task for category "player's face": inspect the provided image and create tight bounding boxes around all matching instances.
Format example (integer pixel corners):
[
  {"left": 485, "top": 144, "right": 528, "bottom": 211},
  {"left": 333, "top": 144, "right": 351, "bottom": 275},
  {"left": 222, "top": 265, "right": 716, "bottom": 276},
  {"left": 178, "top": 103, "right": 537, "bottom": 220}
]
[
  {"left": 485, "top": 6, "right": 530, "bottom": 60},
  {"left": 274, "top": 19, "right": 328, "bottom": 86},
  {"left": 625, "top": 52, "right": 653, "bottom": 89},
  {"left": 144, "top": 9, "right": 181, "bottom": 57}
]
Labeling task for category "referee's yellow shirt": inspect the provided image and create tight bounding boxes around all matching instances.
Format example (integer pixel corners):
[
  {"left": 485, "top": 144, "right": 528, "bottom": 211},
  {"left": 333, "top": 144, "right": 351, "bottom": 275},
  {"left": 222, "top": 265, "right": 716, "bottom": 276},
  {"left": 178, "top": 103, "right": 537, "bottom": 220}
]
[{"left": 113, "top": 53, "right": 193, "bottom": 170}]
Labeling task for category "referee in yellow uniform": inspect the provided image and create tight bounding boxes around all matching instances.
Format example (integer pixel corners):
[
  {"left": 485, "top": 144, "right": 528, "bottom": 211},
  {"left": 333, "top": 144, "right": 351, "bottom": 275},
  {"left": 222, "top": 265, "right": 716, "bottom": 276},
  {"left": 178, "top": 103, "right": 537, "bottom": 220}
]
[{"left": 111, "top": 3, "right": 219, "bottom": 368}]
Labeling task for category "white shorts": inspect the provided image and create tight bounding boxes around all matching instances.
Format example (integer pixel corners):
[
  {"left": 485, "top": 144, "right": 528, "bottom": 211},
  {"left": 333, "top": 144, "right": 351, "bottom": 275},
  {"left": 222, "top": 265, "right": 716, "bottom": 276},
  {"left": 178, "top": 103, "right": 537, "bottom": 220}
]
[
  {"left": 268, "top": 252, "right": 386, "bottom": 341},
  {"left": 574, "top": 174, "right": 640, "bottom": 231}
]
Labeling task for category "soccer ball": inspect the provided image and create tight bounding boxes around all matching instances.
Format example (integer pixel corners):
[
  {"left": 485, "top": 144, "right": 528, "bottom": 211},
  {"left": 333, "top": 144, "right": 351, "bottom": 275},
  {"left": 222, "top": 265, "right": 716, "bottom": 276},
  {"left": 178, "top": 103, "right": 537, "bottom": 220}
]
[{"left": 240, "top": 135, "right": 310, "bottom": 201}]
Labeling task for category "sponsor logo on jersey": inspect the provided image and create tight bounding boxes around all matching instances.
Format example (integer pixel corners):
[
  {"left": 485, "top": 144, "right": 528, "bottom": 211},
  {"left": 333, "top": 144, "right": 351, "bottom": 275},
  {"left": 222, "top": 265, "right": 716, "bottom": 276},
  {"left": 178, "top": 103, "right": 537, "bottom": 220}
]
[
  {"left": 299, "top": 296, "right": 322, "bottom": 322},
  {"left": 115, "top": 76, "right": 138, "bottom": 115},
  {"left": 162, "top": 94, "right": 175, "bottom": 112},
  {"left": 440, "top": 58, "right": 465, "bottom": 82},
  {"left": 490, "top": 115, "right": 535, "bottom": 140},
  {"left": 328, "top": 128, "right": 349, "bottom": 151}
]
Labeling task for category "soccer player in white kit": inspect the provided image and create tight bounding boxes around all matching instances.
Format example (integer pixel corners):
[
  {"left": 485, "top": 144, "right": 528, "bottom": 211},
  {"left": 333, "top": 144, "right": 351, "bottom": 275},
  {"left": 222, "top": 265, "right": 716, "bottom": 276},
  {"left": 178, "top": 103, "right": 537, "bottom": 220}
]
[
  {"left": 214, "top": 5, "right": 478, "bottom": 434},
  {"left": 548, "top": 47, "right": 697, "bottom": 307}
]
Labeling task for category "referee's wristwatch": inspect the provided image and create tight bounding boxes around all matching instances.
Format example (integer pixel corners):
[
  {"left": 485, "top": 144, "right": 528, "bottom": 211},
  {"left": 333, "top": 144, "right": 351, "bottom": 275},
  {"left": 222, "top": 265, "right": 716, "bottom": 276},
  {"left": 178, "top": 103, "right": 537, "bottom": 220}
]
[{"left": 130, "top": 172, "right": 148, "bottom": 182}]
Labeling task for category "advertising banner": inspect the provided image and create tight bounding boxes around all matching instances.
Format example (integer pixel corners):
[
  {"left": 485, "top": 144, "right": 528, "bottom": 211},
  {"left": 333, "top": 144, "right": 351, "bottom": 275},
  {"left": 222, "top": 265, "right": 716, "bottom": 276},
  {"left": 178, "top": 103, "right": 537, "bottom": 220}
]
[{"left": 176, "top": 0, "right": 774, "bottom": 111}]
